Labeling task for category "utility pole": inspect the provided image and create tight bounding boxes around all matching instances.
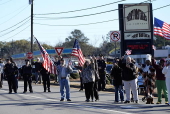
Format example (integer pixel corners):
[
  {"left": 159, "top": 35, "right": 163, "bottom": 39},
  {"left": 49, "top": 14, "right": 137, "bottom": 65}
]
[
  {"left": 30, "top": 0, "right": 33, "bottom": 53},
  {"left": 11, "top": 39, "right": 13, "bottom": 55}
]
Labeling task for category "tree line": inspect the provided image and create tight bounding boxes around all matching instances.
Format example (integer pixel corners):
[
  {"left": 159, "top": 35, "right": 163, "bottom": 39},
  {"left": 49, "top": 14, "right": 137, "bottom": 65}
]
[{"left": 0, "top": 29, "right": 167, "bottom": 59}]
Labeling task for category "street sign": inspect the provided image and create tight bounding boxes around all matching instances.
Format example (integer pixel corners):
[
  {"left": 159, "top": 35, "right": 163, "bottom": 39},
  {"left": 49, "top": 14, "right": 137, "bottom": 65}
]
[
  {"left": 110, "top": 31, "right": 120, "bottom": 42},
  {"left": 55, "top": 47, "right": 64, "bottom": 55},
  {"left": 26, "top": 52, "right": 33, "bottom": 59}
]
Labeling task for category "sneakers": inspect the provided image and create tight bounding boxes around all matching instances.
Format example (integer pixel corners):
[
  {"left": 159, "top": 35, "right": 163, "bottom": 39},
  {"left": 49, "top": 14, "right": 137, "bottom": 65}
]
[
  {"left": 60, "top": 99, "right": 64, "bottom": 101},
  {"left": 85, "top": 99, "right": 90, "bottom": 102},
  {"left": 60, "top": 99, "right": 71, "bottom": 101},
  {"left": 79, "top": 89, "right": 83, "bottom": 91},
  {"left": 156, "top": 102, "right": 161, "bottom": 104},
  {"left": 67, "top": 99, "right": 71, "bottom": 101},
  {"left": 165, "top": 101, "right": 169, "bottom": 104},
  {"left": 135, "top": 100, "right": 138, "bottom": 103},
  {"left": 124, "top": 100, "right": 130, "bottom": 103},
  {"left": 23, "top": 91, "right": 27, "bottom": 93},
  {"left": 95, "top": 99, "right": 99, "bottom": 102},
  {"left": 48, "top": 90, "right": 51, "bottom": 92}
]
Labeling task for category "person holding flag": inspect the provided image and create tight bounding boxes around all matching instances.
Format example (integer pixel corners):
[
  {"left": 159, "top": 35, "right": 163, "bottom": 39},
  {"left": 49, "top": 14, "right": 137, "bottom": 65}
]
[{"left": 57, "top": 58, "right": 73, "bottom": 101}]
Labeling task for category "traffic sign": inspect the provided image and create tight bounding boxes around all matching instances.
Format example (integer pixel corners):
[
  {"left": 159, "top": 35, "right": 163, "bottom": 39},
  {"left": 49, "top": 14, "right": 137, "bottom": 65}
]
[
  {"left": 26, "top": 52, "right": 33, "bottom": 59},
  {"left": 55, "top": 47, "right": 64, "bottom": 55},
  {"left": 110, "top": 31, "right": 121, "bottom": 42}
]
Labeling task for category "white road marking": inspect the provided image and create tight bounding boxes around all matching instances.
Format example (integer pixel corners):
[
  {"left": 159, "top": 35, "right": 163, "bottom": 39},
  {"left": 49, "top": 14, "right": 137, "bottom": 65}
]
[{"left": 0, "top": 89, "right": 132, "bottom": 114}]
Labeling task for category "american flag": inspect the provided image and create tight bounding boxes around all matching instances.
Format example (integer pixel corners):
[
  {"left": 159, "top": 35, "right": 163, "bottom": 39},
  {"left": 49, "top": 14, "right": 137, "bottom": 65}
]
[
  {"left": 71, "top": 39, "right": 85, "bottom": 66},
  {"left": 154, "top": 17, "right": 170, "bottom": 40},
  {"left": 34, "top": 37, "right": 56, "bottom": 74},
  {"left": 125, "top": 49, "right": 132, "bottom": 55}
]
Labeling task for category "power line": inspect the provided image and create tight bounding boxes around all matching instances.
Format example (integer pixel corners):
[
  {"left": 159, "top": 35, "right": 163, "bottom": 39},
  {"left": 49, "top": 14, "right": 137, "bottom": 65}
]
[
  {"left": 0, "top": 5, "right": 29, "bottom": 25},
  {"left": 0, "top": 4, "right": 28, "bottom": 19},
  {"left": 34, "top": 3, "right": 170, "bottom": 27},
  {"left": 0, "top": 19, "right": 30, "bottom": 37},
  {"left": 1, "top": 24, "right": 31, "bottom": 42},
  {"left": 0, "top": 16, "right": 30, "bottom": 33},
  {"left": 34, "top": 0, "right": 126, "bottom": 15},
  {"left": 34, "top": 19, "right": 118, "bottom": 26},
  {"left": 0, "top": 0, "right": 12, "bottom": 5},
  {"left": 34, "top": 0, "right": 151, "bottom": 20}
]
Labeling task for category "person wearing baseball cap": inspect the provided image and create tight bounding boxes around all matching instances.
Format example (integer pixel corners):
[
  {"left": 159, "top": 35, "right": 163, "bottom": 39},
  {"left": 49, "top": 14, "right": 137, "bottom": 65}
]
[{"left": 152, "top": 57, "right": 168, "bottom": 104}]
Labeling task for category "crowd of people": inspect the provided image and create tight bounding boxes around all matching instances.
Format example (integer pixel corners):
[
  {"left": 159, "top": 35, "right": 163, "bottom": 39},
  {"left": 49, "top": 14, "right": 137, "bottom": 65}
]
[{"left": 0, "top": 54, "right": 170, "bottom": 105}]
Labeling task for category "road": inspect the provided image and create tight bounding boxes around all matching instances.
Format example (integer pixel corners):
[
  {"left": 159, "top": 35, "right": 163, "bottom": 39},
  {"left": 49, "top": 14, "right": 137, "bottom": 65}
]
[{"left": 0, "top": 81, "right": 170, "bottom": 114}]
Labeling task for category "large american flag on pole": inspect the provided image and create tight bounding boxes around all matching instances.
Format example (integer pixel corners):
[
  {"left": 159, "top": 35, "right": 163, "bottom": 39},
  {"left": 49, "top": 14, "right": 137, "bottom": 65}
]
[
  {"left": 71, "top": 39, "right": 85, "bottom": 66},
  {"left": 154, "top": 17, "right": 170, "bottom": 40},
  {"left": 34, "top": 37, "right": 56, "bottom": 74}
]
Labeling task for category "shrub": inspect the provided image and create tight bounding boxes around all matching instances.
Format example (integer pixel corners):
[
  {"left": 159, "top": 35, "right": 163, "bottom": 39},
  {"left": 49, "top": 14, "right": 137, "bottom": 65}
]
[{"left": 70, "top": 73, "right": 79, "bottom": 79}]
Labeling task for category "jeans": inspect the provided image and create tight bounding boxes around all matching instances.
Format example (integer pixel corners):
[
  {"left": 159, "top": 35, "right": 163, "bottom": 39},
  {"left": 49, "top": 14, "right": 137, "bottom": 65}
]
[
  {"left": 114, "top": 85, "right": 124, "bottom": 102},
  {"left": 59, "top": 79, "right": 70, "bottom": 99},
  {"left": 35, "top": 72, "right": 41, "bottom": 83}
]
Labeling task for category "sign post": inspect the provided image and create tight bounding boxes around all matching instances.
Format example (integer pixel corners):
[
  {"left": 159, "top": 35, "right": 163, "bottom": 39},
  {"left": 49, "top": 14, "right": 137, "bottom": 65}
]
[
  {"left": 110, "top": 31, "right": 120, "bottom": 58},
  {"left": 55, "top": 47, "right": 64, "bottom": 56}
]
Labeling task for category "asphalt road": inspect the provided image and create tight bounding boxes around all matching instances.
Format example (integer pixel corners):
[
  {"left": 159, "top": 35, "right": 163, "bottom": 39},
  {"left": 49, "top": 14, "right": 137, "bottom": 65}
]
[{"left": 0, "top": 81, "right": 170, "bottom": 114}]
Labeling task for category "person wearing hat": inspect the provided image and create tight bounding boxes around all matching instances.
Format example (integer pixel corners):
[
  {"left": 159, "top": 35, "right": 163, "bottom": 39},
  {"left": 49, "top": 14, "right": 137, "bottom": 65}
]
[
  {"left": 110, "top": 59, "right": 124, "bottom": 103},
  {"left": 57, "top": 58, "right": 73, "bottom": 101},
  {"left": 118, "top": 56, "right": 138, "bottom": 103},
  {"left": 4, "top": 58, "right": 18, "bottom": 93},
  {"left": 152, "top": 57, "right": 168, "bottom": 104},
  {"left": 21, "top": 59, "right": 33, "bottom": 93},
  {"left": 97, "top": 54, "right": 106, "bottom": 91},
  {"left": 162, "top": 60, "right": 170, "bottom": 105}
]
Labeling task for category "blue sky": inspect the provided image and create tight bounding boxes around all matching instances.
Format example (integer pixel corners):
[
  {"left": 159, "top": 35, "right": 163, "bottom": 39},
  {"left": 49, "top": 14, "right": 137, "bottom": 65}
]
[{"left": 0, "top": 0, "right": 170, "bottom": 47}]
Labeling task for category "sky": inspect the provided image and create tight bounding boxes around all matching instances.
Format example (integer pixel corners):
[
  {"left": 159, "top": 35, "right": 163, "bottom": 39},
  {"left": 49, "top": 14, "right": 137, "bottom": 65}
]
[{"left": 0, "top": 0, "right": 170, "bottom": 48}]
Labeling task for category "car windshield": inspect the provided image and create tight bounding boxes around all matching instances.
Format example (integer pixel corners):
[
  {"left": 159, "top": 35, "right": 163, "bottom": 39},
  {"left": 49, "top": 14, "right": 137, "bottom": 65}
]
[{"left": 106, "top": 65, "right": 112, "bottom": 72}]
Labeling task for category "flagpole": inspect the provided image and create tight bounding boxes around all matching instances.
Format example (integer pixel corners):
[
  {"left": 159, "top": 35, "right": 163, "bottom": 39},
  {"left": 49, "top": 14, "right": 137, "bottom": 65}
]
[{"left": 164, "top": 38, "right": 166, "bottom": 49}]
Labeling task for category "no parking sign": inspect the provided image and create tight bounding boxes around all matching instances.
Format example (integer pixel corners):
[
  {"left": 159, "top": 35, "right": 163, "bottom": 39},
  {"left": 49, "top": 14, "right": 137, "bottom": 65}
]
[{"left": 110, "top": 31, "right": 121, "bottom": 42}]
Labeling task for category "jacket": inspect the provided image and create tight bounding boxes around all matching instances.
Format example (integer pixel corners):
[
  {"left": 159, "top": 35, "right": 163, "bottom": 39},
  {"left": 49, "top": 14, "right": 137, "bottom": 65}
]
[
  {"left": 152, "top": 59, "right": 165, "bottom": 80},
  {"left": 21, "top": 65, "right": 32, "bottom": 76},
  {"left": 97, "top": 59, "right": 106, "bottom": 74},
  {"left": 57, "top": 65, "right": 73, "bottom": 82},
  {"left": 32, "top": 62, "right": 42, "bottom": 72},
  {"left": 110, "top": 65, "right": 123, "bottom": 86},
  {"left": 81, "top": 62, "right": 95, "bottom": 83},
  {"left": 162, "top": 66, "right": 170, "bottom": 78},
  {"left": 118, "top": 60, "right": 137, "bottom": 81},
  {"left": 0, "top": 62, "right": 4, "bottom": 74},
  {"left": 4, "top": 63, "right": 18, "bottom": 78}
]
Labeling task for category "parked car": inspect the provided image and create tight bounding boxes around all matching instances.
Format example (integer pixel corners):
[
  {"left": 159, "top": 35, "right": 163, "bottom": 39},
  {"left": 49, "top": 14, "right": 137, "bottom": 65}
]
[{"left": 106, "top": 64, "right": 113, "bottom": 77}]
